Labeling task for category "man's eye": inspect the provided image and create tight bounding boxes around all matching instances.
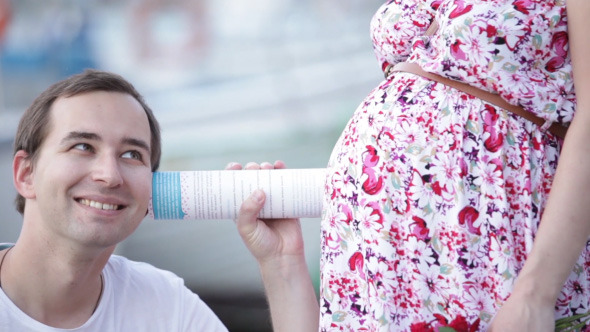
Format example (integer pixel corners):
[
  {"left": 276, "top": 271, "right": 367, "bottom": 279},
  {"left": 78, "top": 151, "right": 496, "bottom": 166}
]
[
  {"left": 121, "top": 151, "right": 143, "bottom": 161},
  {"left": 73, "top": 143, "right": 92, "bottom": 152}
]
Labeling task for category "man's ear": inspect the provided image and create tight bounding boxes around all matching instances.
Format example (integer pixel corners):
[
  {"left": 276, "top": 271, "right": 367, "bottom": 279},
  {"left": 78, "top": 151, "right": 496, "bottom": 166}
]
[{"left": 13, "top": 150, "right": 36, "bottom": 199}]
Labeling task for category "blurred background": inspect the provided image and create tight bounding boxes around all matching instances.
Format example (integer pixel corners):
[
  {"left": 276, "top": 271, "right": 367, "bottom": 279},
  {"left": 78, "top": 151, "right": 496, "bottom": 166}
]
[{"left": 0, "top": 0, "right": 383, "bottom": 330}]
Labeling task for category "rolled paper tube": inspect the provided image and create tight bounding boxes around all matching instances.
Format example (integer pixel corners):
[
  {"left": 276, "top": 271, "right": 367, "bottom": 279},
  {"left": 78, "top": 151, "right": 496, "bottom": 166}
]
[{"left": 147, "top": 168, "right": 326, "bottom": 220}]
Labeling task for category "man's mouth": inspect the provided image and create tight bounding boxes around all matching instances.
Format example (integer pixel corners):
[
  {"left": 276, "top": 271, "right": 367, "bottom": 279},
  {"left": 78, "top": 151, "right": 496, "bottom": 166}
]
[{"left": 77, "top": 198, "right": 122, "bottom": 211}]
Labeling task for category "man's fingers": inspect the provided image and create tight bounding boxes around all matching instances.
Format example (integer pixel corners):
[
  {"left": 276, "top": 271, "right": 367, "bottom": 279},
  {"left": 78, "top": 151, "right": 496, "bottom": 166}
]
[
  {"left": 273, "top": 160, "right": 286, "bottom": 169},
  {"left": 236, "top": 189, "right": 266, "bottom": 234},
  {"left": 225, "top": 162, "right": 243, "bottom": 170},
  {"left": 260, "top": 162, "right": 273, "bottom": 169},
  {"left": 245, "top": 162, "right": 261, "bottom": 170},
  {"left": 242, "top": 161, "right": 286, "bottom": 170}
]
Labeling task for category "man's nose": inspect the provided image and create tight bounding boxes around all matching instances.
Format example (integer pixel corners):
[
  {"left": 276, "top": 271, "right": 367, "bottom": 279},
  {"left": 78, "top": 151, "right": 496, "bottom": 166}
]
[{"left": 91, "top": 154, "right": 124, "bottom": 187}]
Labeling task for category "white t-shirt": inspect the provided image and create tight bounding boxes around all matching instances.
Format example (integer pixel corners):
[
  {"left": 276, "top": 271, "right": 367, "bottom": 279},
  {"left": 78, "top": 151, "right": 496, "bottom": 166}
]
[{"left": 0, "top": 255, "right": 228, "bottom": 331}]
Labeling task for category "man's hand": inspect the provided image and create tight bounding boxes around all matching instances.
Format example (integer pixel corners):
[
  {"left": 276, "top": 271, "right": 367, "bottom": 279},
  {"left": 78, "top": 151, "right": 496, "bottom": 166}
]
[
  {"left": 227, "top": 160, "right": 320, "bottom": 331},
  {"left": 227, "top": 161, "right": 305, "bottom": 263}
]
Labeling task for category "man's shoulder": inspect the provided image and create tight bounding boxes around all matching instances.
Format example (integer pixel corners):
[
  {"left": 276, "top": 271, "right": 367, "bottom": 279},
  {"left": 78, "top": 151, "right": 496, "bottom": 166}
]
[
  {"left": 98, "top": 257, "right": 228, "bottom": 331},
  {"left": 107, "top": 254, "right": 165, "bottom": 271},
  {"left": 105, "top": 254, "right": 184, "bottom": 289}
]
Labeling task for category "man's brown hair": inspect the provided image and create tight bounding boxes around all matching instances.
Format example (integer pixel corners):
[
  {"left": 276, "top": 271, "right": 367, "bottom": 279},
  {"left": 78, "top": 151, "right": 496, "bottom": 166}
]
[{"left": 13, "top": 69, "right": 161, "bottom": 214}]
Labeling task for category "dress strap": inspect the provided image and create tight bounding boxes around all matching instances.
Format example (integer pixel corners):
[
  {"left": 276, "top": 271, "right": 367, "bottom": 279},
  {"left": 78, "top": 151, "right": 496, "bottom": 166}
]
[{"left": 424, "top": 19, "right": 438, "bottom": 36}]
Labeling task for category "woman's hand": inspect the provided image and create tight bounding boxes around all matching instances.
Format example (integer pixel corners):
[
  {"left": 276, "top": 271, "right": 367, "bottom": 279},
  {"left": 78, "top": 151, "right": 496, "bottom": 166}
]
[
  {"left": 488, "top": 285, "right": 555, "bottom": 332},
  {"left": 490, "top": 3, "right": 590, "bottom": 331}
]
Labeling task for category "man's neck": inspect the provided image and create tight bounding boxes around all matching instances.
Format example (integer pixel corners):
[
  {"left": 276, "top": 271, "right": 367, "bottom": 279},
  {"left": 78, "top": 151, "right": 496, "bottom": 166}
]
[{"left": 0, "top": 241, "right": 111, "bottom": 328}]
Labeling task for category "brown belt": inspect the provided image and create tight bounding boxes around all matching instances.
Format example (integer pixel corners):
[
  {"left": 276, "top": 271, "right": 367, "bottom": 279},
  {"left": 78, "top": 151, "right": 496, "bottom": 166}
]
[{"left": 386, "top": 62, "right": 568, "bottom": 139}]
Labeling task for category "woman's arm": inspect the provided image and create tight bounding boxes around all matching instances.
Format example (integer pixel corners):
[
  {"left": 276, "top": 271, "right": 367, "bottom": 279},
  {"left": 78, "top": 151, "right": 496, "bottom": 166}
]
[
  {"left": 232, "top": 161, "right": 319, "bottom": 332},
  {"left": 490, "top": 1, "right": 590, "bottom": 330}
]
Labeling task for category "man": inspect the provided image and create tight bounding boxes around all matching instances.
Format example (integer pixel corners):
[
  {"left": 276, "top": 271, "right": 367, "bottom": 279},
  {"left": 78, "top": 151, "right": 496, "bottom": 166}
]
[{"left": 0, "top": 69, "right": 227, "bottom": 331}]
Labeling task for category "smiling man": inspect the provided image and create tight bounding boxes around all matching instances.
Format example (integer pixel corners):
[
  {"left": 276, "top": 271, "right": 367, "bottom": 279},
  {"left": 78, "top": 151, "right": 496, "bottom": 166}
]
[{"left": 0, "top": 70, "right": 227, "bottom": 331}]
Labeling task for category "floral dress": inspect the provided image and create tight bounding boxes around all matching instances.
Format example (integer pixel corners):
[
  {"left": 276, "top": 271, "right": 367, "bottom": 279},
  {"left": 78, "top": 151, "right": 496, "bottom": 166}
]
[{"left": 320, "top": 0, "right": 583, "bottom": 331}]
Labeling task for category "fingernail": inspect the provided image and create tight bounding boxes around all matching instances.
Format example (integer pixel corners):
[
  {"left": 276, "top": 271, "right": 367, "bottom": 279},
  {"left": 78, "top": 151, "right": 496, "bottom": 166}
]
[{"left": 251, "top": 189, "right": 264, "bottom": 203}]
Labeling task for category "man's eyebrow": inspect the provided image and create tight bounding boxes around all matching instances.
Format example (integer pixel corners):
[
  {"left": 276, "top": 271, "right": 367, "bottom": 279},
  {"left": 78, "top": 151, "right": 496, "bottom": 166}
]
[
  {"left": 60, "top": 131, "right": 100, "bottom": 144},
  {"left": 123, "top": 137, "right": 151, "bottom": 153},
  {"left": 60, "top": 131, "right": 151, "bottom": 153}
]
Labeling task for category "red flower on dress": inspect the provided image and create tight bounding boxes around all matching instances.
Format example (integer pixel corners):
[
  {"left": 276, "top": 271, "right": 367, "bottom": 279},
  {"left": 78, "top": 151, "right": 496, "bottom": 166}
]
[
  {"left": 410, "top": 316, "right": 480, "bottom": 332},
  {"left": 349, "top": 252, "right": 366, "bottom": 279},
  {"left": 409, "top": 216, "right": 430, "bottom": 241},
  {"left": 362, "top": 145, "right": 384, "bottom": 195},
  {"left": 410, "top": 322, "right": 434, "bottom": 332},
  {"left": 449, "top": 0, "right": 473, "bottom": 18},
  {"left": 458, "top": 206, "right": 481, "bottom": 235},
  {"left": 546, "top": 31, "right": 568, "bottom": 72}
]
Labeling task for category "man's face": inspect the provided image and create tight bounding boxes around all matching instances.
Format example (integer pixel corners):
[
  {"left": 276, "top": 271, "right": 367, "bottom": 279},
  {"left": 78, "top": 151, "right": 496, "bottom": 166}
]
[{"left": 24, "top": 91, "right": 153, "bottom": 248}]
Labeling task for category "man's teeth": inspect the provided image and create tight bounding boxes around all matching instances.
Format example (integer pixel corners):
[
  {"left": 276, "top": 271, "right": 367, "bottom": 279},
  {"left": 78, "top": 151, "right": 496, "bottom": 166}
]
[{"left": 79, "top": 199, "right": 119, "bottom": 210}]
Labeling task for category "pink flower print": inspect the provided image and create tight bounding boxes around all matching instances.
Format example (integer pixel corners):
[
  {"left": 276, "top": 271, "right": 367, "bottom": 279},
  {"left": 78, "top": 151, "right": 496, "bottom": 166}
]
[
  {"left": 555, "top": 291, "right": 575, "bottom": 317},
  {"left": 546, "top": 31, "right": 568, "bottom": 72},
  {"left": 390, "top": 186, "right": 411, "bottom": 214},
  {"left": 409, "top": 216, "right": 431, "bottom": 241},
  {"left": 326, "top": 274, "right": 362, "bottom": 306},
  {"left": 464, "top": 26, "right": 489, "bottom": 65},
  {"left": 482, "top": 103, "right": 499, "bottom": 124},
  {"left": 438, "top": 129, "right": 457, "bottom": 153},
  {"left": 459, "top": 158, "right": 468, "bottom": 178},
  {"left": 431, "top": 180, "right": 443, "bottom": 196},
  {"left": 489, "top": 234, "right": 518, "bottom": 278},
  {"left": 410, "top": 315, "right": 479, "bottom": 332},
  {"left": 513, "top": 0, "right": 534, "bottom": 15},
  {"left": 409, "top": 176, "right": 439, "bottom": 210},
  {"left": 458, "top": 206, "right": 481, "bottom": 235},
  {"left": 358, "top": 201, "right": 384, "bottom": 233},
  {"left": 338, "top": 204, "right": 354, "bottom": 225},
  {"left": 361, "top": 170, "right": 383, "bottom": 195},
  {"left": 410, "top": 322, "right": 434, "bottom": 332},
  {"left": 483, "top": 126, "right": 504, "bottom": 153},
  {"left": 363, "top": 145, "right": 379, "bottom": 167},
  {"left": 506, "top": 146, "right": 524, "bottom": 169},
  {"left": 405, "top": 237, "right": 437, "bottom": 266},
  {"left": 457, "top": 238, "right": 485, "bottom": 269},
  {"left": 481, "top": 105, "right": 504, "bottom": 153},
  {"left": 480, "top": 161, "right": 504, "bottom": 198},
  {"left": 324, "top": 228, "right": 342, "bottom": 251},
  {"left": 448, "top": 315, "right": 480, "bottom": 332},
  {"left": 483, "top": 23, "right": 497, "bottom": 38},
  {"left": 563, "top": 278, "right": 587, "bottom": 308},
  {"left": 331, "top": 171, "right": 357, "bottom": 201},
  {"left": 462, "top": 283, "right": 489, "bottom": 312},
  {"left": 395, "top": 116, "right": 427, "bottom": 146},
  {"left": 430, "top": 152, "right": 462, "bottom": 195},
  {"left": 450, "top": 39, "right": 468, "bottom": 61},
  {"left": 349, "top": 252, "right": 366, "bottom": 279},
  {"left": 410, "top": 6, "right": 436, "bottom": 32},
  {"left": 415, "top": 261, "right": 450, "bottom": 298},
  {"left": 449, "top": 0, "right": 473, "bottom": 19},
  {"left": 361, "top": 145, "right": 383, "bottom": 195}
]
